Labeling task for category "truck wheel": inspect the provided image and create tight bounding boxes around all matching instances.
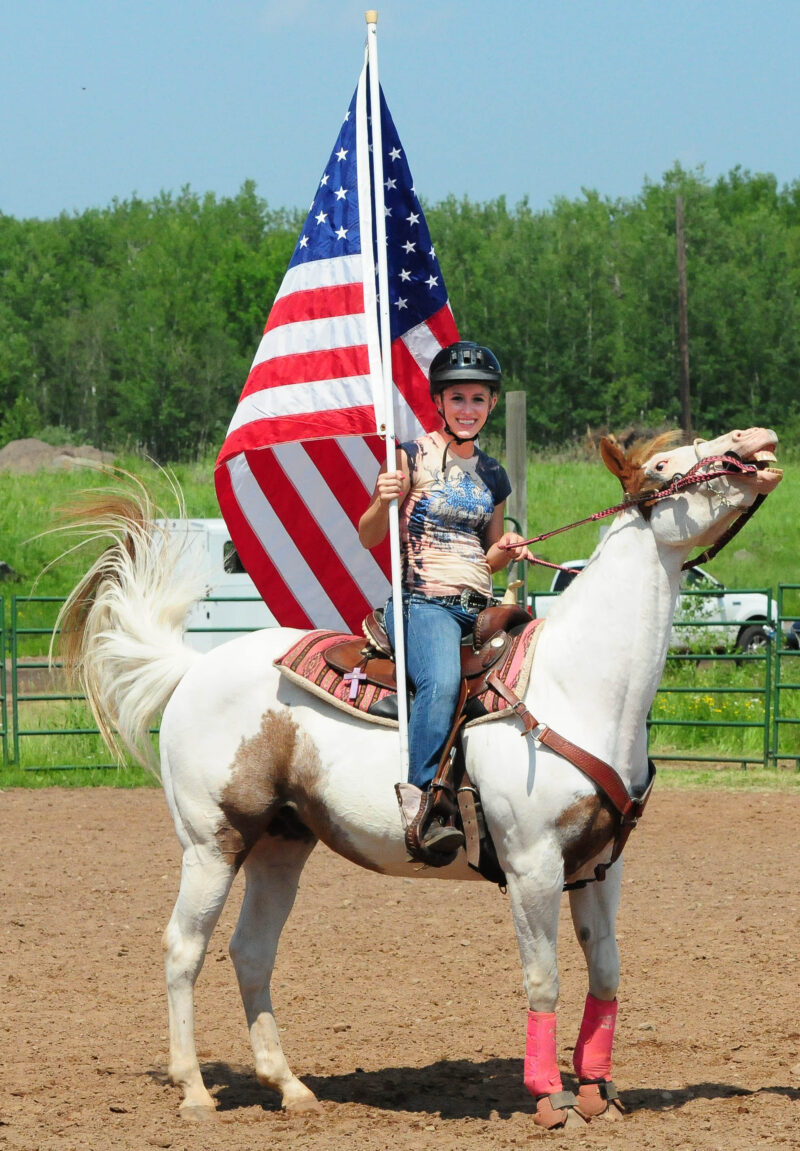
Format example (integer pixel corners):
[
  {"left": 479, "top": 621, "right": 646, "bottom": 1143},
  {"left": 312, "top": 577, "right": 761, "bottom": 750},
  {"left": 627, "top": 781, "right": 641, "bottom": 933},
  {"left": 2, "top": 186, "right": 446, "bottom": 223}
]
[{"left": 736, "top": 624, "right": 770, "bottom": 654}]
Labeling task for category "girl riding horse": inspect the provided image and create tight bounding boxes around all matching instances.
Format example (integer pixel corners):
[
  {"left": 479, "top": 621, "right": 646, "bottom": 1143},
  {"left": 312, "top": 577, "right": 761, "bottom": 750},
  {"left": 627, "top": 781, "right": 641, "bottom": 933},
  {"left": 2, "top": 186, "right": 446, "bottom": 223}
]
[{"left": 358, "top": 341, "right": 533, "bottom": 859}]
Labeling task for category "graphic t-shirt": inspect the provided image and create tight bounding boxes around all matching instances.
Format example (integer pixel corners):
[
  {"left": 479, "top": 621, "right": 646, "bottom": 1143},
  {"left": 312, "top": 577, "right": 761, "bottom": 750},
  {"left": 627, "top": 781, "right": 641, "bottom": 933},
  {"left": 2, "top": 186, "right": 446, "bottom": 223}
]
[{"left": 399, "top": 433, "right": 512, "bottom": 597}]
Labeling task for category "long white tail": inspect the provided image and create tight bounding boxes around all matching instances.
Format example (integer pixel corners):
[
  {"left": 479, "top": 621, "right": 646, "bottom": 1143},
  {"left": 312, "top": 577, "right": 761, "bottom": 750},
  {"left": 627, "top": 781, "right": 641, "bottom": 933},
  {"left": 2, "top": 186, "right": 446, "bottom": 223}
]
[{"left": 54, "top": 477, "right": 207, "bottom": 773}]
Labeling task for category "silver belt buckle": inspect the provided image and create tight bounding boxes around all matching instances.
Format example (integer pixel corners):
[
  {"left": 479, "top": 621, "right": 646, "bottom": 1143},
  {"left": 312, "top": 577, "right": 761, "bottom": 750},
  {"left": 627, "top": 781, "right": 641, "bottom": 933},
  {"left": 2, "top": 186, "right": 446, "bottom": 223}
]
[{"left": 460, "top": 589, "right": 484, "bottom": 613}]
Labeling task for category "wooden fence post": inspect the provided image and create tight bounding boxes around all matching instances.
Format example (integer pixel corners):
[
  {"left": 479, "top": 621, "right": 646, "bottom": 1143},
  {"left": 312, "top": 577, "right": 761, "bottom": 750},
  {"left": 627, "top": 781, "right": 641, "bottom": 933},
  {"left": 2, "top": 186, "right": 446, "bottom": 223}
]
[{"left": 505, "top": 391, "right": 527, "bottom": 607}]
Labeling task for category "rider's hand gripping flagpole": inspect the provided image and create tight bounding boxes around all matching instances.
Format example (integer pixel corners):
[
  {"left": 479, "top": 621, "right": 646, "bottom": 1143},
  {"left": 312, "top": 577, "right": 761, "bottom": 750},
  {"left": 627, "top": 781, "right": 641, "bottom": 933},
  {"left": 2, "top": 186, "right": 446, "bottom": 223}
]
[{"left": 366, "top": 10, "right": 410, "bottom": 783}]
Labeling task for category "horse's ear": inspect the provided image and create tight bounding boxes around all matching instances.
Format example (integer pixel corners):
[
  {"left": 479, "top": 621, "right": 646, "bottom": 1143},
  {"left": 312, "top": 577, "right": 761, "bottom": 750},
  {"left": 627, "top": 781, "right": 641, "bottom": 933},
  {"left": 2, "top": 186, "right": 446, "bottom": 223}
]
[{"left": 600, "top": 436, "right": 634, "bottom": 492}]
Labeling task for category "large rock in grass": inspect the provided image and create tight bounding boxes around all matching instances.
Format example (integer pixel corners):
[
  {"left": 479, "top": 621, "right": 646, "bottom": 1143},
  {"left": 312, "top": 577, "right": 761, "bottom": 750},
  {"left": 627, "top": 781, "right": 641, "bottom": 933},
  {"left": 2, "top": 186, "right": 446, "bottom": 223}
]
[{"left": 0, "top": 438, "right": 114, "bottom": 474}]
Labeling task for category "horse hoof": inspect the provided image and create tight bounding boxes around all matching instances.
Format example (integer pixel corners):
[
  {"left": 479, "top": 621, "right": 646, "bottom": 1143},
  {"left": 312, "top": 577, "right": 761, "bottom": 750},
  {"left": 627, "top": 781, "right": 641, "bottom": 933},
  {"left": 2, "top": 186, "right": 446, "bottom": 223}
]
[
  {"left": 179, "top": 1102, "right": 218, "bottom": 1123},
  {"left": 533, "top": 1094, "right": 587, "bottom": 1130},
  {"left": 575, "top": 1081, "right": 625, "bottom": 1122},
  {"left": 283, "top": 1095, "right": 324, "bottom": 1118},
  {"left": 282, "top": 1091, "right": 324, "bottom": 1118}
]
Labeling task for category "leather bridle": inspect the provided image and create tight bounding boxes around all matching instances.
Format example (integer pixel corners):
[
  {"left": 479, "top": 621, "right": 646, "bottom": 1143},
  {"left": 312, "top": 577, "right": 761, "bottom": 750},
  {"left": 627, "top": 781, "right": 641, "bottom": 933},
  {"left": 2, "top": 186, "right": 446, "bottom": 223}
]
[{"left": 506, "top": 451, "right": 764, "bottom": 574}]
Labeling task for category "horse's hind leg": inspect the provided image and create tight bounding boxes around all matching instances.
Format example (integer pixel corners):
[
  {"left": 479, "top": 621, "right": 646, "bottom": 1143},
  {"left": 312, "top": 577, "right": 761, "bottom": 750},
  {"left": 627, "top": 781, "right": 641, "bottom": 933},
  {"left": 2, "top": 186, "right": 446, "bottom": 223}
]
[
  {"left": 163, "top": 843, "right": 237, "bottom": 1119},
  {"left": 229, "top": 835, "right": 322, "bottom": 1114}
]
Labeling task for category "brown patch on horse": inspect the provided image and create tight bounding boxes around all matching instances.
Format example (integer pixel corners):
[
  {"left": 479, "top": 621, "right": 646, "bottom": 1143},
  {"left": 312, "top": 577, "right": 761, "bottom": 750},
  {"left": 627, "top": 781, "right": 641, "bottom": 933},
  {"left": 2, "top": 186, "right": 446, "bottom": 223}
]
[
  {"left": 217, "top": 708, "right": 383, "bottom": 873},
  {"left": 557, "top": 793, "right": 617, "bottom": 879}
]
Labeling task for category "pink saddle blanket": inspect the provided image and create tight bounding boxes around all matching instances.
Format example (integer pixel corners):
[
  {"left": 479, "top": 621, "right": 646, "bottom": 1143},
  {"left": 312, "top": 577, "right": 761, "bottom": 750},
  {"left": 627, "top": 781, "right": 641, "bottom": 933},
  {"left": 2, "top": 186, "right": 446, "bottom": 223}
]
[{"left": 274, "top": 621, "right": 542, "bottom": 725}]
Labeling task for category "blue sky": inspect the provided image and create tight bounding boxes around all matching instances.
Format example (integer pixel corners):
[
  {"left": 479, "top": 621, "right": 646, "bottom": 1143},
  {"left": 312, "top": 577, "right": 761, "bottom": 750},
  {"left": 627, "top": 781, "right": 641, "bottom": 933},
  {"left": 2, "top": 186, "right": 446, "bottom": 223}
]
[{"left": 2, "top": 1, "right": 798, "bottom": 220}]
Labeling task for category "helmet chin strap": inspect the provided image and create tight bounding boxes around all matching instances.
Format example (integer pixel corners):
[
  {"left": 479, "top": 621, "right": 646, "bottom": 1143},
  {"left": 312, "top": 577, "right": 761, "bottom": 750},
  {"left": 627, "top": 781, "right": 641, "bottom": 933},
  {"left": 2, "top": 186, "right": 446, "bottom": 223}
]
[
  {"left": 437, "top": 413, "right": 480, "bottom": 470},
  {"left": 442, "top": 420, "right": 481, "bottom": 444}
]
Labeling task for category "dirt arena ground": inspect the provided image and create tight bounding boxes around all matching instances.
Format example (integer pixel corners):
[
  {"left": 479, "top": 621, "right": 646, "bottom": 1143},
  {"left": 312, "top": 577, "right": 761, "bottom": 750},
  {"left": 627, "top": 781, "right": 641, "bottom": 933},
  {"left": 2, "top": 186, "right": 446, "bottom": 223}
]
[{"left": 1, "top": 786, "right": 798, "bottom": 1151}]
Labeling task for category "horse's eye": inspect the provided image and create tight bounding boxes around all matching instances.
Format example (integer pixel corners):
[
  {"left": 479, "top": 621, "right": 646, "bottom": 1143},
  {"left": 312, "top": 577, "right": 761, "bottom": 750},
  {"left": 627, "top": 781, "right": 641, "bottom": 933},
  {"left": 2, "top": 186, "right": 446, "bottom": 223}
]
[{"left": 655, "top": 461, "right": 668, "bottom": 472}]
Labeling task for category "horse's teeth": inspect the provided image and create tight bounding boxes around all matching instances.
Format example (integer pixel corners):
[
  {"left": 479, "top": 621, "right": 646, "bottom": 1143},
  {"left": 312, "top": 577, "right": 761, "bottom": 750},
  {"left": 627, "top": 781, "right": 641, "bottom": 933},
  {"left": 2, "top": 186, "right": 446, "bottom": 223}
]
[{"left": 753, "top": 450, "right": 777, "bottom": 462}]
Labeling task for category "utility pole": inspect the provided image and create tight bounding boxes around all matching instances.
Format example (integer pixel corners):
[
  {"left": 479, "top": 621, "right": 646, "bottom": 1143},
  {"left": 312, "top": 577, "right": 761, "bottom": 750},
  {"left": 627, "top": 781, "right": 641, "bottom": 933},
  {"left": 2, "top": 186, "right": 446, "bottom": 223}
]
[{"left": 676, "top": 195, "right": 692, "bottom": 435}]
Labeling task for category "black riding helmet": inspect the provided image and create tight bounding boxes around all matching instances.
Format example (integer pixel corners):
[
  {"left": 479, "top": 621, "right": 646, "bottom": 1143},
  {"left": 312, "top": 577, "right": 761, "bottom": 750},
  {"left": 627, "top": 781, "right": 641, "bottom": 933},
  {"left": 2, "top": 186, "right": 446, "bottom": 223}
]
[{"left": 428, "top": 340, "right": 502, "bottom": 400}]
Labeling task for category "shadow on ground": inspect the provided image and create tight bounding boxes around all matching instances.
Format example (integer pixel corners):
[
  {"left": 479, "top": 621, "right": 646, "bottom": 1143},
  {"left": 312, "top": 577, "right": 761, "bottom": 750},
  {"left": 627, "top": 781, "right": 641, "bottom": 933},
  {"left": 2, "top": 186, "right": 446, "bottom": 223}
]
[{"left": 151, "top": 1059, "right": 800, "bottom": 1120}]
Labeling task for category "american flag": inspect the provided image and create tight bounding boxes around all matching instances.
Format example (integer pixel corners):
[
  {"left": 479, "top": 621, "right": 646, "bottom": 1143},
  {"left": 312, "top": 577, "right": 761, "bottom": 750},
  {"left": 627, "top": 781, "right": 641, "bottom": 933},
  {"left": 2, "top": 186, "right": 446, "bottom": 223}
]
[{"left": 215, "top": 53, "right": 458, "bottom": 632}]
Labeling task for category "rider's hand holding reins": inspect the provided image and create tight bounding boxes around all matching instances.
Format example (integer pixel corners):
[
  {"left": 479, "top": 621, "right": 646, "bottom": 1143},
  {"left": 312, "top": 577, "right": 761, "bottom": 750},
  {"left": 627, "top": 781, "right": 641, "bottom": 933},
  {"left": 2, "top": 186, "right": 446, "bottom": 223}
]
[{"left": 487, "top": 531, "right": 535, "bottom": 572}]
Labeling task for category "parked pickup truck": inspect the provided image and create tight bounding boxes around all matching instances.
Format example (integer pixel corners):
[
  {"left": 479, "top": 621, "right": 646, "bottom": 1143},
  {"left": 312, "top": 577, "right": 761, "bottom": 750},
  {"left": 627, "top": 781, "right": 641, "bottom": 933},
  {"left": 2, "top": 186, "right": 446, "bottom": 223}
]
[{"left": 528, "top": 560, "right": 777, "bottom": 653}]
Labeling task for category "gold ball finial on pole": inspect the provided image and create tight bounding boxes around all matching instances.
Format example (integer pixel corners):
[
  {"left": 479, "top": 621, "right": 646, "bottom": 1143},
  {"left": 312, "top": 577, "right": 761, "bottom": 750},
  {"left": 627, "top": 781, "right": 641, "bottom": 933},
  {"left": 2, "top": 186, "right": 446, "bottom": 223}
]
[{"left": 365, "top": 10, "right": 378, "bottom": 23}]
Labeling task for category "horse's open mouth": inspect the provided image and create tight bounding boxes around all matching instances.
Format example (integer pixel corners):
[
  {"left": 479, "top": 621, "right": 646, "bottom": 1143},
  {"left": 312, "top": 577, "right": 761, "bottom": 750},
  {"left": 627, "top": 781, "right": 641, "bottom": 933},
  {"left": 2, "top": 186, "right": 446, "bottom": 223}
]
[{"left": 752, "top": 449, "right": 782, "bottom": 478}]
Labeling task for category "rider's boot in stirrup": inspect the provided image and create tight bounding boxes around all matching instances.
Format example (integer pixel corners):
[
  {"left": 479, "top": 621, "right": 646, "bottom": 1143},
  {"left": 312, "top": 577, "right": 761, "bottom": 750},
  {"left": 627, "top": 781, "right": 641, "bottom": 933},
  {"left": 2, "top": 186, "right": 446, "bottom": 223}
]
[{"left": 395, "top": 782, "right": 465, "bottom": 865}]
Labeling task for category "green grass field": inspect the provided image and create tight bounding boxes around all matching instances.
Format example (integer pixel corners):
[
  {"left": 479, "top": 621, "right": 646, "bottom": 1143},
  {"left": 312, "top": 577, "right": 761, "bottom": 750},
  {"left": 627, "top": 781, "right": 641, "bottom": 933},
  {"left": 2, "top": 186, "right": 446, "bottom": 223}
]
[{"left": 1, "top": 443, "right": 797, "bottom": 787}]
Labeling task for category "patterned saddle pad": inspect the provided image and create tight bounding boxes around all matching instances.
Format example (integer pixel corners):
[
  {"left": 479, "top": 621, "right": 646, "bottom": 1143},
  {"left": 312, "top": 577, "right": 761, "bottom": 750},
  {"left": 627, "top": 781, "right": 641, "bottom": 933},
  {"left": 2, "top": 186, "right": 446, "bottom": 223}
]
[{"left": 274, "top": 621, "right": 542, "bottom": 729}]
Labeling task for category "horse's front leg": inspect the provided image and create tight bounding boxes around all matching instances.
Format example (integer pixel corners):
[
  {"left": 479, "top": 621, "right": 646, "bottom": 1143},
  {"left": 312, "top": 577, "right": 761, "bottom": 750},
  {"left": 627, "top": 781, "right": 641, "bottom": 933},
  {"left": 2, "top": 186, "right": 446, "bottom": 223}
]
[
  {"left": 506, "top": 846, "right": 586, "bottom": 1131},
  {"left": 568, "top": 863, "right": 625, "bottom": 1119}
]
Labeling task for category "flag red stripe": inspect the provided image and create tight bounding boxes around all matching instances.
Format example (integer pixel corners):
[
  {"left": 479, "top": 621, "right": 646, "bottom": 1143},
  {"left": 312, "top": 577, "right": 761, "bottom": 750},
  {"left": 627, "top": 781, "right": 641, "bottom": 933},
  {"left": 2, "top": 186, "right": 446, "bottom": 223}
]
[
  {"left": 426, "top": 303, "right": 460, "bottom": 348},
  {"left": 219, "top": 404, "right": 379, "bottom": 460},
  {"left": 391, "top": 339, "right": 439, "bottom": 430},
  {"left": 366, "top": 435, "right": 385, "bottom": 463},
  {"left": 242, "top": 344, "right": 371, "bottom": 398},
  {"left": 299, "top": 439, "right": 391, "bottom": 584},
  {"left": 250, "top": 449, "right": 374, "bottom": 625},
  {"left": 214, "top": 459, "right": 313, "bottom": 629},
  {"left": 265, "top": 283, "right": 365, "bottom": 331},
  {"left": 302, "top": 439, "right": 371, "bottom": 530},
  {"left": 301, "top": 439, "right": 392, "bottom": 580}
]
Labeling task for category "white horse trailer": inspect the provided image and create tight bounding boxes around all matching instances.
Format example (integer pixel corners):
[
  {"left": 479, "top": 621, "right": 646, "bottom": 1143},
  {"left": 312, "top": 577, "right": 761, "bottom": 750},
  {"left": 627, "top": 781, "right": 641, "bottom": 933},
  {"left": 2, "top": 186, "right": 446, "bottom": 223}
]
[{"left": 159, "top": 519, "right": 276, "bottom": 652}]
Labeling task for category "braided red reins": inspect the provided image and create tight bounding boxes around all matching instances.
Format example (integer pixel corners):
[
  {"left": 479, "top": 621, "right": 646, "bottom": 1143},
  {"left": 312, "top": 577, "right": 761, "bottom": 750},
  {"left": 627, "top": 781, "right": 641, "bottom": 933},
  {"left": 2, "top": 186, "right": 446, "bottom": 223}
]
[{"left": 504, "top": 453, "right": 761, "bottom": 574}]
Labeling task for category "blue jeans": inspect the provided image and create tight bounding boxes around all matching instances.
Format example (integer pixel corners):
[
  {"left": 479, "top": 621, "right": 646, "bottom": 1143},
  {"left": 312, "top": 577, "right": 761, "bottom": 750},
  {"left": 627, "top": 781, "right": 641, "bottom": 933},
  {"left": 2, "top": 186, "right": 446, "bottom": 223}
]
[{"left": 384, "top": 593, "right": 479, "bottom": 790}]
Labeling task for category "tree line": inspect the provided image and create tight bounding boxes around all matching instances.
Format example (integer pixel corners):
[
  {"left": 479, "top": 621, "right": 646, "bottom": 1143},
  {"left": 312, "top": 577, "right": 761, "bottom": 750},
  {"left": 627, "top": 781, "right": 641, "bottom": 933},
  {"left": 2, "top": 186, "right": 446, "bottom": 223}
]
[{"left": 1, "top": 165, "right": 799, "bottom": 460}]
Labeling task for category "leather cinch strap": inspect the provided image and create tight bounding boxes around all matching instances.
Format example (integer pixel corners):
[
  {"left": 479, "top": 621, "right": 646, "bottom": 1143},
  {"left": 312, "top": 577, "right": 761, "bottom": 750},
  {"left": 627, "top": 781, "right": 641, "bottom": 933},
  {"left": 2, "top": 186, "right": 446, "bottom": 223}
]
[{"left": 485, "top": 671, "right": 654, "bottom": 879}]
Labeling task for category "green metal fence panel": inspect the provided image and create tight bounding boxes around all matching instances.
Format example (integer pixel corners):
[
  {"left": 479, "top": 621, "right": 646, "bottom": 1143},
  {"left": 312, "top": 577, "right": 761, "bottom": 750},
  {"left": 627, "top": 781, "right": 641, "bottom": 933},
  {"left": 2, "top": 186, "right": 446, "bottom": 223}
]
[
  {"left": 10, "top": 595, "right": 118, "bottom": 772},
  {"left": 648, "top": 647, "right": 772, "bottom": 769},
  {"left": 645, "top": 588, "right": 774, "bottom": 769},
  {"left": 2, "top": 588, "right": 797, "bottom": 772},
  {"left": 772, "top": 584, "right": 800, "bottom": 766}
]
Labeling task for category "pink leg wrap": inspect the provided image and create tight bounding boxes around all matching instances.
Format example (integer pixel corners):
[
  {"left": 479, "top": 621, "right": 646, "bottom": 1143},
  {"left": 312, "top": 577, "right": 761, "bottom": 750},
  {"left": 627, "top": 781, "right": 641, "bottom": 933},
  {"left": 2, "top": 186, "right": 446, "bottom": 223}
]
[
  {"left": 573, "top": 994, "right": 617, "bottom": 1081},
  {"left": 523, "top": 1011, "right": 563, "bottom": 1098}
]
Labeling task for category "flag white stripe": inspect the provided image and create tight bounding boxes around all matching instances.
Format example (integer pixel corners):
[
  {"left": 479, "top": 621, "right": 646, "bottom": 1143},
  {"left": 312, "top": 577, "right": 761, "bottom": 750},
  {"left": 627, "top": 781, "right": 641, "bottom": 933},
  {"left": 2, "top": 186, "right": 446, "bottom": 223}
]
[
  {"left": 337, "top": 435, "right": 383, "bottom": 485},
  {"left": 227, "top": 375, "right": 374, "bottom": 436},
  {"left": 251, "top": 313, "right": 368, "bottom": 368},
  {"left": 272, "top": 443, "right": 390, "bottom": 605},
  {"left": 274, "top": 253, "right": 364, "bottom": 301},
  {"left": 401, "top": 314, "right": 449, "bottom": 376},
  {"left": 392, "top": 388, "right": 427, "bottom": 443},
  {"left": 227, "top": 454, "right": 349, "bottom": 631}
]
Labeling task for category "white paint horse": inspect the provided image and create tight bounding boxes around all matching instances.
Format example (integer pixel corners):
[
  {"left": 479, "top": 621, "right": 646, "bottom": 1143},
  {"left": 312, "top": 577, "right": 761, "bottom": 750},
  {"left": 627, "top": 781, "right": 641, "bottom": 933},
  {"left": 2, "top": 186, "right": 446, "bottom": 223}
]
[{"left": 57, "top": 427, "right": 781, "bottom": 1129}]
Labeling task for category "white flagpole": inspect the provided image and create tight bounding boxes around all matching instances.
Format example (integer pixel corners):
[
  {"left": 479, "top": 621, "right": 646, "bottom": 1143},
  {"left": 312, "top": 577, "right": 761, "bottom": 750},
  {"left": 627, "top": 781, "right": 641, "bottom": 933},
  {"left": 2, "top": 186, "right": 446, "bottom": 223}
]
[{"left": 365, "top": 10, "right": 410, "bottom": 783}]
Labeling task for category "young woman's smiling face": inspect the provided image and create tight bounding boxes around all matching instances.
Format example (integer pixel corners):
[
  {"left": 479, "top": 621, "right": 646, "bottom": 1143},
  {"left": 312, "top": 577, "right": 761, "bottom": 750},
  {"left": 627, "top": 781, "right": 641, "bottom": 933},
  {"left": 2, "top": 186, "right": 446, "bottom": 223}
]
[{"left": 438, "top": 382, "right": 497, "bottom": 438}]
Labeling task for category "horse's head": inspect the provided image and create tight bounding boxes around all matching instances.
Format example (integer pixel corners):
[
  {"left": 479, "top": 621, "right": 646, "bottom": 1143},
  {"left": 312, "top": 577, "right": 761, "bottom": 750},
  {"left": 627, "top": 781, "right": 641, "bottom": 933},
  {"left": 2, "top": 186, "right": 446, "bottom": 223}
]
[{"left": 600, "top": 426, "right": 782, "bottom": 553}]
